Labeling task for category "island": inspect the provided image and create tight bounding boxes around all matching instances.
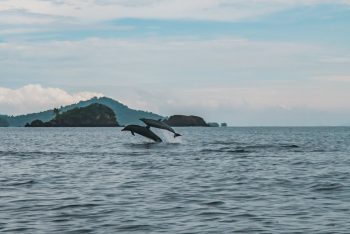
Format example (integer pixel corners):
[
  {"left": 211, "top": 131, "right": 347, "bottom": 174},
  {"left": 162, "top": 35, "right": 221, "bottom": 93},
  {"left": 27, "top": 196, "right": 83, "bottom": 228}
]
[
  {"left": 25, "top": 103, "right": 119, "bottom": 127},
  {"left": 208, "top": 122, "right": 220, "bottom": 127},
  {"left": 164, "top": 115, "right": 208, "bottom": 127},
  {"left": 0, "top": 117, "right": 9, "bottom": 127},
  {"left": 2, "top": 96, "right": 163, "bottom": 127}
]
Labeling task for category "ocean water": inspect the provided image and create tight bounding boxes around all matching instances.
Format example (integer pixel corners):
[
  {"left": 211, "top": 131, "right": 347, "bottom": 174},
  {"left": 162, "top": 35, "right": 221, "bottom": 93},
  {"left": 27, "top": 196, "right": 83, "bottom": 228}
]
[{"left": 1, "top": 127, "right": 350, "bottom": 233}]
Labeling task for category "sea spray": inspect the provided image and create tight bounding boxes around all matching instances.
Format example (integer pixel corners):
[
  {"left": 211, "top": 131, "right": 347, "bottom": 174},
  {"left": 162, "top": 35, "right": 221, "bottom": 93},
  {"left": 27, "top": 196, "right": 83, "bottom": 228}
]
[{"left": 152, "top": 128, "right": 182, "bottom": 144}]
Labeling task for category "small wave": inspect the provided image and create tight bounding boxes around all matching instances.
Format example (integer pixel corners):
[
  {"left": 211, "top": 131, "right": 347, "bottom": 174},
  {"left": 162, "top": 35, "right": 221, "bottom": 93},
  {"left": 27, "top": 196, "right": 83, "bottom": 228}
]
[
  {"left": 117, "top": 224, "right": 153, "bottom": 231},
  {"left": 203, "top": 201, "right": 225, "bottom": 206},
  {"left": 62, "top": 228, "right": 93, "bottom": 233},
  {"left": 280, "top": 144, "right": 299, "bottom": 148},
  {"left": 310, "top": 182, "right": 344, "bottom": 192},
  {"left": 291, "top": 160, "right": 312, "bottom": 166},
  {"left": 231, "top": 213, "right": 257, "bottom": 218},
  {"left": 5, "top": 180, "right": 36, "bottom": 187},
  {"left": 228, "top": 149, "right": 249, "bottom": 153},
  {"left": 198, "top": 211, "right": 229, "bottom": 216},
  {"left": 52, "top": 218, "right": 71, "bottom": 223},
  {"left": 50, "top": 203, "right": 100, "bottom": 211},
  {"left": 210, "top": 140, "right": 241, "bottom": 145},
  {"left": 124, "top": 142, "right": 181, "bottom": 150},
  {"left": 124, "top": 142, "right": 159, "bottom": 148},
  {"left": 1, "top": 227, "right": 37, "bottom": 233},
  {"left": 244, "top": 143, "right": 299, "bottom": 150},
  {"left": 201, "top": 143, "right": 300, "bottom": 153},
  {"left": 118, "top": 181, "right": 140, "bottom": 189},
  {"left": 311, "top": 149, "right": 326, "bottom": 152},
  {"left": 201, "top": 148, "right": 250, "bottom": 154}
]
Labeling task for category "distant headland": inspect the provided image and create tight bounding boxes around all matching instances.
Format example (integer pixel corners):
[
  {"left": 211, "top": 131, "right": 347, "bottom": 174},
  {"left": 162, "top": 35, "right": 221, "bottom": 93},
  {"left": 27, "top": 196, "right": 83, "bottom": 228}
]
[
  {"left": 164, "top": 115, "right": 208, "bottom": 127},
  {"left": 0, "top": 97, "right": 227, "bottom": 127},
  {"left": 25, "top": 104, "right": 119, "bottom": 127},
  {"left": 0, "top": 97, "right": 162, "bottom": 127}
]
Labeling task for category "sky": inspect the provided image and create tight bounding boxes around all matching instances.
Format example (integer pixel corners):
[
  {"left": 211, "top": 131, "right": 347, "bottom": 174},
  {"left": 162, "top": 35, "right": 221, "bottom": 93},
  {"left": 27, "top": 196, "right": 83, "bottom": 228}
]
[{"left": 1, "top": 0, "right": 350, "bottom": 125}]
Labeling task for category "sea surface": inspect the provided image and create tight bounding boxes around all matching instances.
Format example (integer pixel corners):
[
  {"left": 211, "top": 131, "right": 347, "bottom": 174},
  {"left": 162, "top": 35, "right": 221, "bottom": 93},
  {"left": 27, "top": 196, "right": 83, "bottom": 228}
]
[{"left": 1, "top": 127, "right": 350, "bottom": 233}]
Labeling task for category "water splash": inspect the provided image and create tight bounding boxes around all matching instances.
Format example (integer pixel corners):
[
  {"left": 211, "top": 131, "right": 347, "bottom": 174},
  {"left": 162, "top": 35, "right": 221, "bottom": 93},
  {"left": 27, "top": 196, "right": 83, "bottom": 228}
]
[{"left": 152, "top": 128, "right": 183, "bottom": 144}]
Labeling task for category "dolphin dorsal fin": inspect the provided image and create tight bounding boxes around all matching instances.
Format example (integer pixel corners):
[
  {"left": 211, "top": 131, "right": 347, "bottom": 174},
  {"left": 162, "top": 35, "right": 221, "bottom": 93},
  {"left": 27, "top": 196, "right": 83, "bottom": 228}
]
[{"left": 158, "top": 119, "right": 162, "bottom": 122}]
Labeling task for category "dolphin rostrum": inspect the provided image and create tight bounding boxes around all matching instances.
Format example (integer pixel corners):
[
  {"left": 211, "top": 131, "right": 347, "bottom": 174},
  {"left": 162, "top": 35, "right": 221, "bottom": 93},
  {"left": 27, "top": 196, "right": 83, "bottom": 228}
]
[
  {"left": 140, "top": 118, "right": 181, "bottom": 138},
  {"left": 122, "top": 125, "right": 162, "bottom": 142}
]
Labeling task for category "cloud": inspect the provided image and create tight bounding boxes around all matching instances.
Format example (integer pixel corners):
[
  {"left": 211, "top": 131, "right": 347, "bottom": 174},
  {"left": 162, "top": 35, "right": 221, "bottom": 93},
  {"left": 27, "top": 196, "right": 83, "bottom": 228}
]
[
  {"left": 0, "top": 84, "right": 103, "bottom": 115},
  {"left": 0, "top": 37, "right": 319, "bottom": 83},
  {"left": 319, "top": 57, "right": 350, "bottom": 64},
  {"left": 0, "top": 8, "right": 73, "bottom": 25},
  {"left": 313, "top": 75, "right": 350, "bottom": 82},
  {"left": 1, "top": 0, "right": 350, "bottom": 23},
  {"left": 1, "top": 83, "right": 349, "bottom": 125},
  {"left": 0, "top": 37, "right": 349, "bottom": 124},
  {"left": 114, "top": 84, "right": 350, "bottom": 126}
]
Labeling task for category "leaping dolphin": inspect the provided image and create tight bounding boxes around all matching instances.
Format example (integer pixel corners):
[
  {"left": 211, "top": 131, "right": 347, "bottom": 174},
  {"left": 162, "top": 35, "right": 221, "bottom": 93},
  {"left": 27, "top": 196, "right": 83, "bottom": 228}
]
[
  {"left": 140, "top": 118, "right": 181, "bottom": 138},
  {"left": 122, "top": 125, "right": 162, "bottom": 142}
]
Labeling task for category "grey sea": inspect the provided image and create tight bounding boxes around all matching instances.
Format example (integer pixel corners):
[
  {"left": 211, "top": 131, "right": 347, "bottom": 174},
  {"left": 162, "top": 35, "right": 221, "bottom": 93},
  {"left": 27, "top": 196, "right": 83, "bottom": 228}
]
[{"left": 1, "top": 127, "right": 350, "bottom": 233}]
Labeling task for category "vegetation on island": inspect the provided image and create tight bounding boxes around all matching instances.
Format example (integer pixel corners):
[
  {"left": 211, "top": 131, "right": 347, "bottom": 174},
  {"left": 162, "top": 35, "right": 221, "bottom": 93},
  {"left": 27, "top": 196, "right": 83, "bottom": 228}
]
[
  {"left": 2, "top": 97, "right": 163, "bottom": 127},
  {"left": 164, "top": 115, "right": 208, "bottom": 127},
  {"left": 2, "top": 97, "right": 217, "bottom": 128},
  {"left": 25, "top": 103, "right": 119, "bottom": 127},
  {"left": 208, "top": 122, "right": 220, "bottom": 127},
  {"left": 0, "top": 117, "right": 9, "bottom": 127}
]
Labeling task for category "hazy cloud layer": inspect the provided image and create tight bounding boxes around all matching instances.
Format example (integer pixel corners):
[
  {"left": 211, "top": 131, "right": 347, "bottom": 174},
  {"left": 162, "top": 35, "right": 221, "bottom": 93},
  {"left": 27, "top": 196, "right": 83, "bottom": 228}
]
[
  {"left": 1, "top": 83, "right": 349, "bottom": 125},
  {"left": 0, "top": 1, "right": 349, "bottom": 125},
  {"left": 1, "top": 0, "right": 350, "bottom": 23},
  {"left": 0, "top": 84, "right": 103, "bottom": 115},
  {"left": 1, "top": 38, "right": 349, "bottom": 121}
]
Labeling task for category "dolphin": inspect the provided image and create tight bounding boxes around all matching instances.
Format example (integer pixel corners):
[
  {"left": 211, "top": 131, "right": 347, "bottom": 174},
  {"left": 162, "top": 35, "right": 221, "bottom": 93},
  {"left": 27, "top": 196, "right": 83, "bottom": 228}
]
[
  {"left": 122, "top": 125, "right": 162, "bottom": 142},
  {"left": 140, "top": 118, "right": 181, "bottom": 138}
]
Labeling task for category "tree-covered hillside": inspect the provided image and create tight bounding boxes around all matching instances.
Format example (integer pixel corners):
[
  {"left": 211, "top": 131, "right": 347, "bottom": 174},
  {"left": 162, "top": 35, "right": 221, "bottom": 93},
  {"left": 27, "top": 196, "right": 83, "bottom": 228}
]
[
  {"left": 0, "top": 117, "right": 9, "bottom": 127},
  {"left": 26, "top": 104, "right": 119, "bottom": 127},
  {"left": 2, "top": 97, "right": 163, "bottom": 126}
]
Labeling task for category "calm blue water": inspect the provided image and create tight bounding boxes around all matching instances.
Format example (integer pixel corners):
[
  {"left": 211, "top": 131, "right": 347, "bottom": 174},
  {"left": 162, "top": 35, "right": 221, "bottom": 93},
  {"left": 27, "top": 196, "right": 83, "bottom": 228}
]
[{"left": 1, "top": 127, "right": 350, "bottom": 233}]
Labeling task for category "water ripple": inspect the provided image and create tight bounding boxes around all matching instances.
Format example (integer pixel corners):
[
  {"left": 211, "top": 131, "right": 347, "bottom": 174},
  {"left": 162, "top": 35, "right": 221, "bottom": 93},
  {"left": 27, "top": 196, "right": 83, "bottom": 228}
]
[{"left": 0, "top": 127, "right": 349, "bottom": 233}]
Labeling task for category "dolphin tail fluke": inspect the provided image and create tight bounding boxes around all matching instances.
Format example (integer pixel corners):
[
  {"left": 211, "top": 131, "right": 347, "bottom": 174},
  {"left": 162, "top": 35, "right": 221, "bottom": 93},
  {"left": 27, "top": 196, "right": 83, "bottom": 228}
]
[{"left": 174, "top": 133, "right": 182, "bottom": 138}]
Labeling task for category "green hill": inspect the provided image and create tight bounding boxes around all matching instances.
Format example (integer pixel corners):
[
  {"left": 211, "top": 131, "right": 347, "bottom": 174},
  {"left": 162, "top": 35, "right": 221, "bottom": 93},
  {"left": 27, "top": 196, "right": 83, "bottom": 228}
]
[
  {"left": 1, "top": 97, "right": 163, "bottom": 127},
  {"left": 25, "top": 103, "right": 118, "bottom": 127},
  {"left": 0, "top": 117, "right": 9, "bottom": 127}
]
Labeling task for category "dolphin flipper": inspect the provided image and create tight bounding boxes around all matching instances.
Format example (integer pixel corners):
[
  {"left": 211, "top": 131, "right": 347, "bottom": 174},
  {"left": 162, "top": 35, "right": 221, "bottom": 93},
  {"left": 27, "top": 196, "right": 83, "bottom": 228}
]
[{"left": 131, "top": 131, "right": 135, "bottom": 136}]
